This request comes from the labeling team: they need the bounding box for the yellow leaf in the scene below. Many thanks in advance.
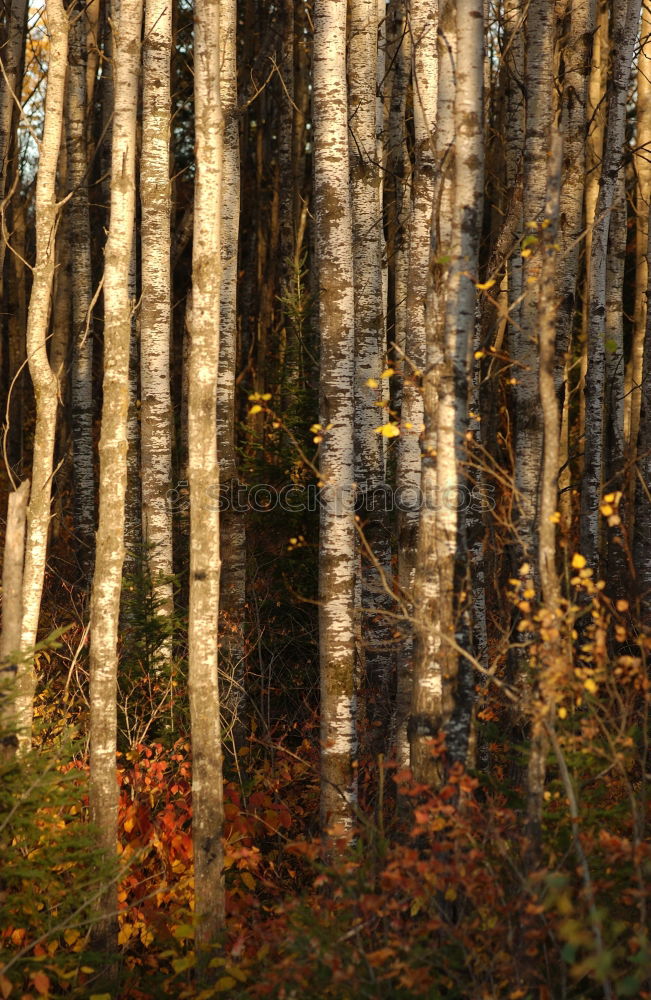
[261,393,272,400]
[117,924,133,946]
[475,278,496,291]
[571,553,586,569]
[365,378,379,389]
[549,511,561,523]
[616,599,629,612]
[63,929,80,946]
[558,706,567,720]
[444,887,457,902]
[123,816,135,834]
[381,368,395,378]
[215,976,237,992]
[240,871,255,890]
[584,678,598,695]
[0,975,12,999]
[248,404,263,416]
[521,248,532,258]
[375,423,400,438]
[519,562,531,576]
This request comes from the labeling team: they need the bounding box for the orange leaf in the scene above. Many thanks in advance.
[30,972,50,996]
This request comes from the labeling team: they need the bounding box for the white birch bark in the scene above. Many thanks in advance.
[396,0,454,770]
[411,0,483,781]
[141,0,174,627]
[628,6,651,508]
[16,0,68,749]
[400,0,437,597]
[217,0,246,740]
[581,0,641,570]
[88,0,142,953]
[188,0,226,950]
[1,480,29,750]
[392,0,438,766]
[67,3,95,566]
[314,0,357,835]
[349,0,393,718]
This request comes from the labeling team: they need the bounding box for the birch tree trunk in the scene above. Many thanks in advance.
[392,0,438,766]
[400,0,437,604]
[628,6,651,510]
[88,0,142,955]
[188,0,226,950]
[0,0,28,301]
[556,0,594,519]
[16,0,68,750]
[411,0,483,782]
[67,1,95,569]
[349,0,393,725]
[314,0,357,836]
[141,0,174,631]
[511,0,554,578]
[398,0,454,771]
[217,0,246,742]
[581,0,641,571]
[1,480,29,751]
[604,171,627,590]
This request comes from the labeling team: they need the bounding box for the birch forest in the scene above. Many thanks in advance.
[2,0,651,996]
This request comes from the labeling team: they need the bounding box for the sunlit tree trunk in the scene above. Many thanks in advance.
[1,479,29,751]
[88,0,142,956]
[629,6,651,512]
[556,0,594,520]
[349,0,393,725]
[400,0,437,602]
[529,133,562,845]
[314,0,357,836]
[398,0,454,771]
[188,0,226,950]
[411,0,482,782]
[581,0,641,571]
[16,0,68,750]
[392,0,438,767]
[67,2,95,568]
[217,0,246,742]
[141,0,174,629]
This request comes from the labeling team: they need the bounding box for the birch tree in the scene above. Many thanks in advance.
[629,6,651,507]
[0,0,28,298]
[511,0,554,579]
[88,0,142,952]
[313,0,357,835]
[187,0,226,948]
[393,0,439,767]
[67,1,95,566]
[581,0,641,571]
[348,0,393,716]
[141,0,174,629]
[217,0,246,738]
[15,0,68,748]
[411,0,482,782]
